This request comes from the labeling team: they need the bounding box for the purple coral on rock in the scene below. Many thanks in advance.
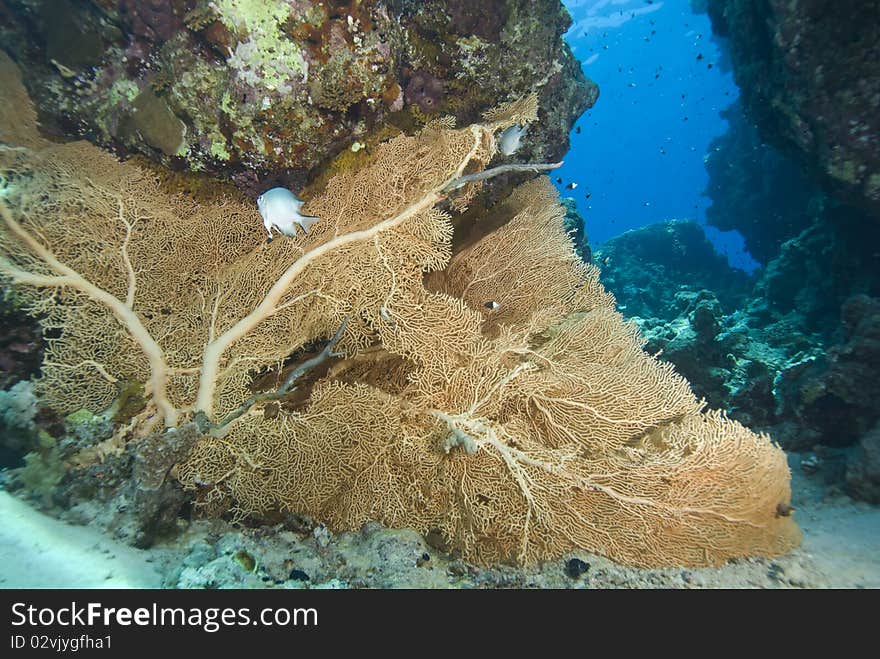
[118,0,180,42]
[404,70,444,113]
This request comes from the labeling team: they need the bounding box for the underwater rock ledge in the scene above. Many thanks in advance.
[0,0,595,198]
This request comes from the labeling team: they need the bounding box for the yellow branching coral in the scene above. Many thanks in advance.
[0,53,800,567]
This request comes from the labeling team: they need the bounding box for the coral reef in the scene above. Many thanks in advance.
[594,220,757,412]
[774,294,880,450]
[0,54,797,568]
[687,4,880,503]
[596,210,880,500]
[164,510,832,588]
[0,0,594,198]
[594,219,752,321]
[704,0,880,218]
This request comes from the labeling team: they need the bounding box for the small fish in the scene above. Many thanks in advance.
[499,124,528,156]
[257,187,321,240]
[775,502,794,518]
[484,301,501,311]
[565,182,578,190]
[584,192,591,199]
[600,256,611,267]
[379,306,397,330]
[575,126,581,134]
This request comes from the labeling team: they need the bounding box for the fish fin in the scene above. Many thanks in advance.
[277,222,298,238]
[299,215,321,233]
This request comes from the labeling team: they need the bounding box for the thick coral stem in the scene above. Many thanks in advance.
[195,125,491,418]
[0,201,178,427]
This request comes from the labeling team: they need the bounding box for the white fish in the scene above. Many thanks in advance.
[257,187,321,239]
[499,124,528,156]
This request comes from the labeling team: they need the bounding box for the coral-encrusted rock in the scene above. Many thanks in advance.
[0,0,594,197]
[389,0,596,164]
[0,296,42,391]
[593,212,880,458]
[846,422,880,503]
[595,219,752,321]
[705,0,880,218]
[58,421,201,548]
[593,221,753,410]
[776,295,880,448]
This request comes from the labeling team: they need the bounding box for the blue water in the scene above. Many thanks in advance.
[558,0,758,272]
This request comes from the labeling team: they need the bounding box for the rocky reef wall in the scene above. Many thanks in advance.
[705,0,880,219]
[0,0,595,198]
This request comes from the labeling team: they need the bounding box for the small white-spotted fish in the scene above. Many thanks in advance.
[484,300,501,311]
[257,187,321,239]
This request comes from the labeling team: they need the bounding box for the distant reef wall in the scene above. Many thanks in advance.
[704,0,880,219]
[0,0,596,196]
[703,101,822,265]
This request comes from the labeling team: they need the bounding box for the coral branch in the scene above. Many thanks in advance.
[194,125,554,419]
[115,196,138,308]
[440,161,562,192]
[195,189,445,416]
[0,201,177,427]
[210,318,348,430]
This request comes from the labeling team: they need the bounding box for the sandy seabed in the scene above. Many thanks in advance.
[0,469,877,589]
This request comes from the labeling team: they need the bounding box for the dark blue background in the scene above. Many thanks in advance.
[557,0,757,271]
